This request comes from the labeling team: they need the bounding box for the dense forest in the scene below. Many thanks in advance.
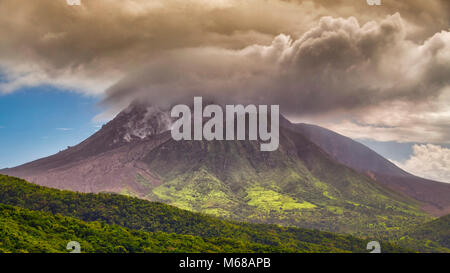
[395,214,450,253]
[0,203,331,253]
[0,174,407,253]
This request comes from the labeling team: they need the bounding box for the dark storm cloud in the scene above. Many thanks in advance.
[1,0,449,95]
[104,14,450,117]
[1,0,450,144]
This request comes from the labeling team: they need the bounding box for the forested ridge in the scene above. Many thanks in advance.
[0,174,406,253]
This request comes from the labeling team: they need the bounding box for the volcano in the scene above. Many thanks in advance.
[2,102,449,234]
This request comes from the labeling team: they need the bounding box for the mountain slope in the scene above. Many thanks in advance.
[141,126,430,235]
[292,123,450,216]
[0,103,170,193]
[0,104,431,236]
[395,214,450,253]
[0,174,404,253]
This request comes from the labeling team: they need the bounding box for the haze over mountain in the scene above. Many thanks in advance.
[292,124,450,217]
[2,102,449,235]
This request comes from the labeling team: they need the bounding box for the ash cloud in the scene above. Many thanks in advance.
[1,0,449,95]
[1,0,450,145]
[104,14,450,119]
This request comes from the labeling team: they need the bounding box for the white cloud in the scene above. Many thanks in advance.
[0,63,114,95]
[392,144,450,183]
[56,128,73,131]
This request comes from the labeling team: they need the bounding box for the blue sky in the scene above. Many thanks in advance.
[356,139,414,162]
[0,86,104,169]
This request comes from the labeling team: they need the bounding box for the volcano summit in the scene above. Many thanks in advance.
[171,97,279,151]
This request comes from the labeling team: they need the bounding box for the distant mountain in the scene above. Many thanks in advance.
[1,174,402,253]
[0,103,432,236]
[292,124,450,216]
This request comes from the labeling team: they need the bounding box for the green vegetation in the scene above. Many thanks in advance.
[0,174,406,253]
[246,186,316,212]
[392,214,450,253]
[139,135,431,237]
[0,204,313,253]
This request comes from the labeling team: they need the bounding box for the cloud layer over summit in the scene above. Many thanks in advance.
[1,0,450,147]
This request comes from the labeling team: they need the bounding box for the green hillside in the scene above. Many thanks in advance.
[0,203,316,253]
[0,174,406,253]
[395,214,450,253]
[0,117,432,238]
[137,128,430,236]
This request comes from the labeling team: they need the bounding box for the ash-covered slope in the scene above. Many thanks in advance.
[0,102,172,193]
[292,123,450,216]
[0,103,432,235]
